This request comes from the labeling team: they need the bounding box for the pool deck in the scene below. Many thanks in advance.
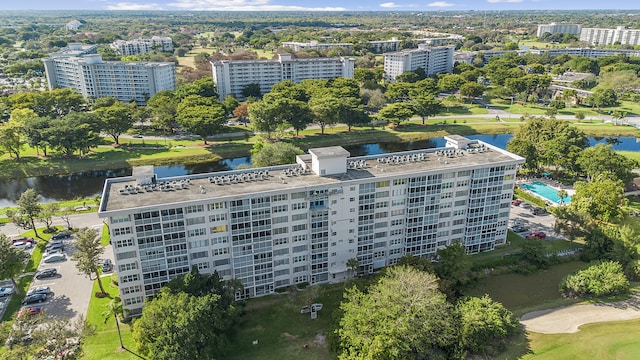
[516,177,575,206]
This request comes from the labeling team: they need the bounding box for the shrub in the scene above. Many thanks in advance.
[559,261,629,298]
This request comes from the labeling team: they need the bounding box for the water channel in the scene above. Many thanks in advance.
[1,134,638,207]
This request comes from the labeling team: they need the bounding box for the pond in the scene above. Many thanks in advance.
[1,134,639,206]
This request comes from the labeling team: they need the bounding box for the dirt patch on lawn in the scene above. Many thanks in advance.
[282,332,298,340]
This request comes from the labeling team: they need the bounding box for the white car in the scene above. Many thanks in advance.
[13,241,33,250]
[0,286,14,297]
[43,253,66,263]
[26,286,51,297]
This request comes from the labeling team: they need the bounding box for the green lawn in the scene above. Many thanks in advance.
[524,320,640,360]
[82,280,135,360]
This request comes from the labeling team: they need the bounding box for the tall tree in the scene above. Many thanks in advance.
[133,287,238,360]
[459,82,485,103]
[0,121,25,160]
[176,95,226,145]
[434,242,473,299]
[147,90,179,133]
[102,296,125,349]
[48,112,101,157]
[38,202,59,232]
[248,99,283,138]
[0,234,29,294]
[72,227,106,296]
[251,141,303,167]
[95,101,134,145]
[571,174,626,223]
[15,189,42,238]
[456,295,518,354]
[411,95,442,125]
[377,102,414,127]
[576,143,637,184]
[22,116,51,156]
[309,94,341,134]
[338,266,455,359]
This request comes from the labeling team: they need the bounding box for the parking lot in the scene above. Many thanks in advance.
[509,202,563,240]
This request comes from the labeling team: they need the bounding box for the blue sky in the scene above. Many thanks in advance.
[4,0,640,11]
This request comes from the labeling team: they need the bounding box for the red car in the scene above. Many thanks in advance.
[12,236,35,244]
[17,307,44,317]
[525,231,547,239]
[511,199,522,206]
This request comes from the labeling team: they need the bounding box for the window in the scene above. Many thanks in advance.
[213,248,229,256]
[116,251,137,260]
[121,274,140,283]
[212,236,228,244]
[209,202,226,210]
[112,227,131,236]
[191,251,208,260]
[292,224,307,232]
[186,217,205,226]
[211,225,228,233]
[273,227,288,235]
[185,204,204,213]
[111,215,130,224]
[272,205,288,213]
[274,248,289,256]
[291,192,305,199]
[272,194,288,202]
[118,262,138,272]
[292,202,306,210]
[292,213,307,221]
[209,214,227,222]
[273,216,288,224]
[189,239,209,249]
[115,238,134,248]
[188,228,207,237]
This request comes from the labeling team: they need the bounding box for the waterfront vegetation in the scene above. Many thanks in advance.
[0,117,637,181]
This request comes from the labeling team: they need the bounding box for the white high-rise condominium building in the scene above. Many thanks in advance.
[383,45,454,82]
[42,44,176,105]
[98,135,524,316]
[111,36,174,56]
[280,40,353,52]
[368,38,402,53]
[580,26,640,46]
[536,23,582,38]
[211,53,355,101]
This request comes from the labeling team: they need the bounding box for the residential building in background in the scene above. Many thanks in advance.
[368,38,402,53]
[417,34,464,46]
[280,40,353,52]
[211,53,354,100]
[65,20,82,31]
[580,26,640,46]
[111,36,174,56]
[536,23,582,37]
[383,45,454,82]
[98,136,524,316]
[43,44,176,105]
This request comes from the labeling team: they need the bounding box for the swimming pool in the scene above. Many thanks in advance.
[520,181,571,204]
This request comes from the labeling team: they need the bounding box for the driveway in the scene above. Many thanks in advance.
[521,294,640,334]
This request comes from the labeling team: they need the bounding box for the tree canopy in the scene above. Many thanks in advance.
[251,141,303,167]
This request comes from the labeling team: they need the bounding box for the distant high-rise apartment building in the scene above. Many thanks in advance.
[368,38,402,53]
[111,36,174,56]
[43,44,176,105]
[66,20,82,31]
[580,26,640,46]
[98,136,524,316]
[280,40,353,52]
[536,23,582,37]
[210,53,355,100]
[383,45,454,82]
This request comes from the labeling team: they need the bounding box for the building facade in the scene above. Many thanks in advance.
[42,45,176,105]
[383,45,454,82]
[536,23,582,37]
[580,26,640,46]
[280,40,353,52]
[111,36,174,56]
[98,136,524,316]
[368,38,402,53]
[210,53,355,100]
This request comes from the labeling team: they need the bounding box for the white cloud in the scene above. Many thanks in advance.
[167,0,347,11]
[379,2,401,7]
[487,0,523,3]
[106,2,164,10]
[428,1,454,6]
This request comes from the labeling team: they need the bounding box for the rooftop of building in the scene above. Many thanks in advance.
[210,54,354,65]
[98,137,524,215]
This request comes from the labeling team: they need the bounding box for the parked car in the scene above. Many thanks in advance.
[26,286,51,297]
[12,241,33,250]
[22,293,47,305]
[511,219,524,226]
[35,268,58,279]
[17,307,44,317]
[532,207,547,215]
[521,202,533,210]
[526,231,547,239]
[511,199,522,206]
[11,236,34,244]
[132,134,143,138]
[45,242,64,252]
[102,259,113,272]
[51,231,71,240]
[43,253,66,263]
[511,225,529,233]
[0,286,14,297]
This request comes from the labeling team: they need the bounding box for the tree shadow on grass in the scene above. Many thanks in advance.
[496,325,533,359]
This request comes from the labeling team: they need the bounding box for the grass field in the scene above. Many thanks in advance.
[523,320,640,360]
[82,280,135,360]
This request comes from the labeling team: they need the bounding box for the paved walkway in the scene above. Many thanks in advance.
[520,294,640,334]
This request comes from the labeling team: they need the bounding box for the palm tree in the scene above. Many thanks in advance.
[557,189,568,204]
[346,258,360,278]
[102,296,124,349]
